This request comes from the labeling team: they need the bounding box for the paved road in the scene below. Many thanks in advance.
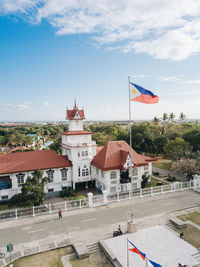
[0,190,199,247]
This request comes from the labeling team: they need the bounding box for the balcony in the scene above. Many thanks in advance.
[63,141,96,147]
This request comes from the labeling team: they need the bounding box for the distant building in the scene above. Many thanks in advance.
[0,102,155,200]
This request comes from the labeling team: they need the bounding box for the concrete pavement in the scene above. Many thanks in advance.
[0,190,199,266]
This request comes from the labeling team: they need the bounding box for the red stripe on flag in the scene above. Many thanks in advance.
[128,248,146,260]
[131,95,159,104]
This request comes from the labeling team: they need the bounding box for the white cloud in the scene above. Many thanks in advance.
[168,90,200,96]
[1,0,200,60]
[156,75,185,82]
[44,101,49,106]
[3,103,30,110]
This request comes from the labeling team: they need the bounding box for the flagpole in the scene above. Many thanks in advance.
[128,76,134,223]
[127,238,129,267]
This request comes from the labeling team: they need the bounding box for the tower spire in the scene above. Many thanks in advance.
[74,99,77,109]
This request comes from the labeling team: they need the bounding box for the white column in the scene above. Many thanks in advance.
[79,199,82,208]
[140,188,143,198]
[49,203,52,214]
[151,187,153,196]
[103,190,108,205]
[161,185,163,194]
[64,201,67,211]
[87,192,93,207]
[33,206,35,216]
[171,183,174,192]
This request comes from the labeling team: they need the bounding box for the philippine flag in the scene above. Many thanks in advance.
[130,82,159,104]
[128,240,146,260]
[148,258,163,267]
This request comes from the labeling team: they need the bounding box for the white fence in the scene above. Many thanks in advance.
[0,181,193,221]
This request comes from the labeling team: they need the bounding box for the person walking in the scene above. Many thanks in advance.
[58,208,62,219]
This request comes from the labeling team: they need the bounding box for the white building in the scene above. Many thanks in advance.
[0,103,155,200]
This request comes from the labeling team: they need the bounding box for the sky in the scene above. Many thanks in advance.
[0,0,200,122]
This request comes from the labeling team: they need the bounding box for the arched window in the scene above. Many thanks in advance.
[110,171,117,180]
[81,151,84,157]
[85,151,88,156]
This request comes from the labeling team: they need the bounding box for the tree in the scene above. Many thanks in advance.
[169,113,175,123]
[10,169,48,207]
[171,158,200,180]
[162,113,168,123]
[141,174,149,188]
[154,136,168,154]
[182,129,200,152]
[163,137,191,160]
[179,112,186,122]
[152,116,160,125]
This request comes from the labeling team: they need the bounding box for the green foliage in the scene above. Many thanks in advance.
[163,137,191,160]
[9,169,48,207]
[141,174,149,188]
[182,129,200,151]
[59,187,76,198]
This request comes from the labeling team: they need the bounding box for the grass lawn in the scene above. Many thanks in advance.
[11,246,73,267]
[173,224,200,249]
[178,211,200,226]
[152,160,172,171]
[146,177,168,188]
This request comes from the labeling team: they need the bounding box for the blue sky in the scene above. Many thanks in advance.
[0,1,200,121]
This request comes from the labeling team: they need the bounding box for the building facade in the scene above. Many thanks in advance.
[0,103,155,200]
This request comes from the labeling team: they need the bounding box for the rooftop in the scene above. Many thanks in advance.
[0,150,71,175]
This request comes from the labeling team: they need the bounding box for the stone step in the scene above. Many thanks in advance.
[86,243,101,253]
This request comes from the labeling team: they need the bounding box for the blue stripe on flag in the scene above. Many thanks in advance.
[130,82,156,97]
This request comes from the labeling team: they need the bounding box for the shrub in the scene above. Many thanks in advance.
[153,171,159,175]
[59,187,76,198]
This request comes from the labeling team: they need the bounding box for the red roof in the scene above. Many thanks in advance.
[92,140,156,171]
[0,150,71,175]
[63,130,93,136]
[66,102,85,120]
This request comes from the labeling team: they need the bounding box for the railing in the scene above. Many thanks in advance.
[0,181,193,221]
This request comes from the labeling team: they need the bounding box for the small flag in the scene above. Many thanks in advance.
[128,240,146,260]
[130,82,159,104]
[148,259,163,267]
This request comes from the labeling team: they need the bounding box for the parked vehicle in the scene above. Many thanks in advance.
[113,225,122,237]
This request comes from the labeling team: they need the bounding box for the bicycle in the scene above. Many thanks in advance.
[0,250,5,258]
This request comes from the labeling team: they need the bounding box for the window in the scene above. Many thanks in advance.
[144,165,148,170]
[86,168,89,176]
[47,170,54,182]
[110,186,116,192]
[96,168,99,175]
[101,170,105,178]
[78,152,80,157]
[61,168,68,181]
[85,151,88,156]
[48,188,54,192]
[78,166,80,177]
[82,165,89,177]
[16,173,25,187]
[62,186,67,190]
[2,195,8,200]
[111,180,117,184]
[82,169,86,176]
[110,171,117,180]
[81,151,84,157]
[132,168,138,176]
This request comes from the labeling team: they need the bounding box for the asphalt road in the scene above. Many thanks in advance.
[0,190,199,247]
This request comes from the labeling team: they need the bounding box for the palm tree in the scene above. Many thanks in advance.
[152,116,160,125]
[169,112,175,123]
[162,112,168,124]
[179,112,186,122]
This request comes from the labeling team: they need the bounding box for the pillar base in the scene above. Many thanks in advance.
[127,221,137,233]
